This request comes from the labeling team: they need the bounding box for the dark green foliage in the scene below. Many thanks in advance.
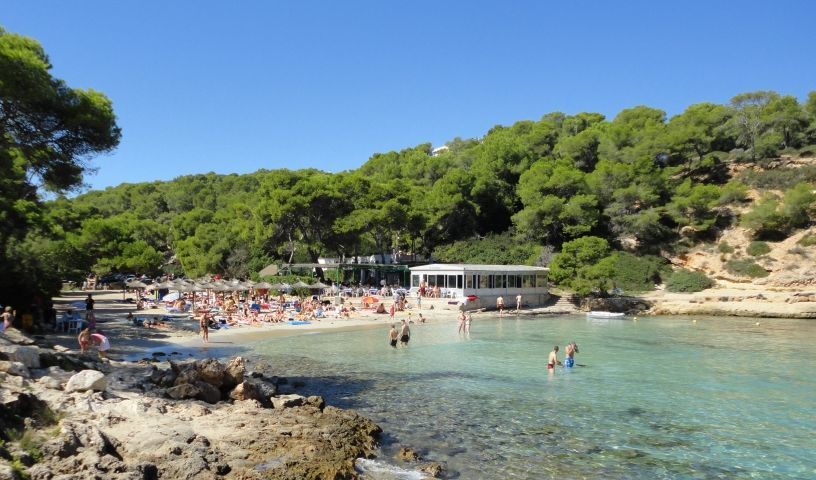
[432,233,541,265]
[746,241,771,256]
[665,269,714,292]
[548,236,615,295]
[610,253,670,292]
[718,241,735,253]
[725,259,769,278]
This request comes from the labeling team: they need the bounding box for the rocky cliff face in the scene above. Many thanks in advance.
[0,333,382,479]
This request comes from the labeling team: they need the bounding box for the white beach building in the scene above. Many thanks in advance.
[409,263,550,310]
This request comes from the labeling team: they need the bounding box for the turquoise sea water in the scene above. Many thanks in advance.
[243,315,815,479]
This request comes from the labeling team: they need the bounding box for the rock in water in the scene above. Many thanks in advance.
[65,370,107,392]
[396,446,421,461]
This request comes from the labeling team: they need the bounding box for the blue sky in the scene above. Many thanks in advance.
[4,1,815,191]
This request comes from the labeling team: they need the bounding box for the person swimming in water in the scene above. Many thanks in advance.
[564,341,578,367]
[547,345,561,370]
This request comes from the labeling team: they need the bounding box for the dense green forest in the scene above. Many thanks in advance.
[2,26,816,309]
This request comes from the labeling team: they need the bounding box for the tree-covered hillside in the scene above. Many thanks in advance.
[3,28,816,306]
[46,91,816,295]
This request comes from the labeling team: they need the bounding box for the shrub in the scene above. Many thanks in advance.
[717,181,749,205]
[797,233,816,246]
[746,241,771,257]
[666,269,714,292]
[725,258,769,278]
[737,165,816,190]
[610,253,671,293]
[432,232,542,265]
[718,241,734,253]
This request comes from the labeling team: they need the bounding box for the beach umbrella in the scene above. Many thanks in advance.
[309,281,329,289]
[270,283,287,290]
[162,292,181,302]
[126,280,149,289]
[254,281,273,290]
[292,280,310,289]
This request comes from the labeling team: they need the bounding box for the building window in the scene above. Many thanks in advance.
[481,274,489,289]
[536,274,547,288]
[457,275,463,288]
[447,275,456,289]
[466,274,473,289]
[412,275,420,288]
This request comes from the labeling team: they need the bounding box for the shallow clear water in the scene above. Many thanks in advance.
[242,315,815,479]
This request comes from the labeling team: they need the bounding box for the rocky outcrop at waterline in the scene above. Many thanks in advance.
[0,332,382,479]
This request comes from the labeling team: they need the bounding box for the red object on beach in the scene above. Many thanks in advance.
[467,295,478,301]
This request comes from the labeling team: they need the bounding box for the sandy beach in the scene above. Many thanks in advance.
[49,289,471,360]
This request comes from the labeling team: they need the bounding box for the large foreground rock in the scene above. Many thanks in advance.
[65,370,107,392]
[0,345,41,369]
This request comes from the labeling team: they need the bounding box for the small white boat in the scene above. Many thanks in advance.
[587,311,625,318]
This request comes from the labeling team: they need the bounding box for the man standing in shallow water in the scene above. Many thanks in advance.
[388,324,399,348]
[564,341,578,367]
[399,319,411,346]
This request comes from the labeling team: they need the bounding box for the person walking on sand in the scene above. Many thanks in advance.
[85,294,95,312]
[388,324,399,348]
[497,296,505,316]
[547,345,561,370]
[465,312,473,334]
[564,341,579,368]
[516,294,522,313]
[200,313,210,343]
[77,327,91,353]
[399,319,411,346]
[389,302,396,320]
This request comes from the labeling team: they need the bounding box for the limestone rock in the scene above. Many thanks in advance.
[306,395,325,410]
[271,394,306,409]
[0,361,30,378]
[419,461,447,478]
[37,376,62,390]
[166,382,201,400]
[223,356,245,389]
[65,370,107,392]
[193,381,221,404]
[0,345,41,369]
[195,358,225,387]
[228,380,261,402]
[0,463,21,480]
[396,446,421,461]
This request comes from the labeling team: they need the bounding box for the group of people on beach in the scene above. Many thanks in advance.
[496,294,524,317]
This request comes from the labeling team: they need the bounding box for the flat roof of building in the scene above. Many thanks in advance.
[409,263,549,272]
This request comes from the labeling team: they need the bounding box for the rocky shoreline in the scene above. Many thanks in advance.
[0,330,442,479]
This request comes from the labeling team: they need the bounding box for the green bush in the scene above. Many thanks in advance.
[718,241,734,253]
[725,258,769,278]
[665,269,714,292]
[610,253,671,293]
[746,241,771,257]
[432,232,542,265]
[797,233,816,246]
